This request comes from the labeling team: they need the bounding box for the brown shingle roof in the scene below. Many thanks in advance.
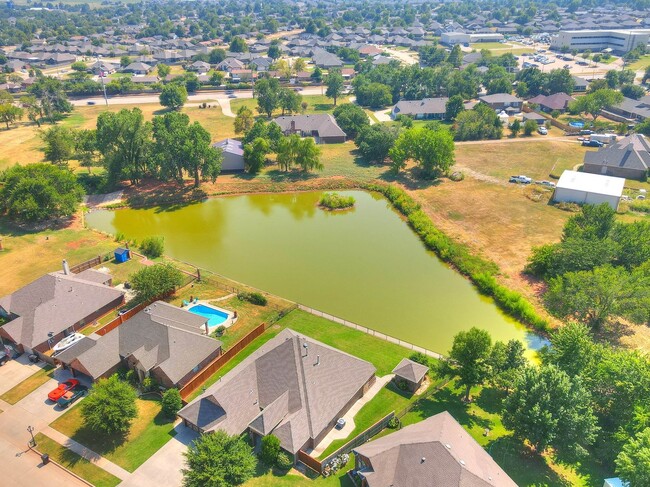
[392,358,428,384]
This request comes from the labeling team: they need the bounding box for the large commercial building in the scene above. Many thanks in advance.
[550,29,650,54]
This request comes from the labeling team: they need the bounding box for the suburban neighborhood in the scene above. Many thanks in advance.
[1,0,650,486]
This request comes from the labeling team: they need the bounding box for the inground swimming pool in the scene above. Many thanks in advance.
[187,304,229,327]
[568,121,585,128]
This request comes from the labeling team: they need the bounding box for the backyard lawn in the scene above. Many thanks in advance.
[231,94,335,117]
[33,433,121,487]
[50,396,176,472]
[0,365,54,404]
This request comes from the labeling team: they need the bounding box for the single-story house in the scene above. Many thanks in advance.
[311,48,343,69]
[572,75,590,93]
[213,138,245,171]
[131,76,159,85]
[273,114,347,144]
[479,93,523,112]
[553,170,625,210]
[522,111,547,125]
[216,57,245,72]
[178,328,376,459]
[0,264,124,357]
[187,60,211,73]
[230,69,256,81]
[122,62,152,75]
[527,92,575,113]
[56,301,222,388]
[392,358,428,393]
[391,97,449,120]
[353,411,517,487]
[583,134,650,180]
[606,95,650,122]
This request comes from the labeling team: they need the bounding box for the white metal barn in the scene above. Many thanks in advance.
[553,170,625,210]
[212,138,245,171]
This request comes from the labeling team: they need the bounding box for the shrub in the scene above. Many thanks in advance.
[449,171,464,182]
[141,376,156,392]
[409,352,430,368]
[139,235,165,258]
[131,263,183,303]
[275,451,293,471]
[319,192,356,210]
[260,434,280,465]
[387,417,400,429]
[215,325,226,336]
[162,388,183,417]
[237,291,268,306]
[124,369,136,384]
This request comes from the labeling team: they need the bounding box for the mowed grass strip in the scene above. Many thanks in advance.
[50,397,176,472]
[33,432,121,487]
[0,365,54,405]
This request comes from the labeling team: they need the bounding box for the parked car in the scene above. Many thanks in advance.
[582,139,604,147]
[509,175,532,184]
[48,379,80,402]
[0,344,19,365]
[538,126,548,135]
[56,385,88,409]
[539,180,556,188]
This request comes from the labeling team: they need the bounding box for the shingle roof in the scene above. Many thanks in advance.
[393,98,449,117]
[527,92,575,111]
[213,138,244,156]
[392,358,428,384]
[354,411,517,487]
[584,134,650,172]
[273,114,346,139]
[0,272,123,349]
[479,93,522,104]
[178,328,375,453]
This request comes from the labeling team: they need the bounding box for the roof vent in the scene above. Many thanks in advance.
[460,460,465,466]
[420,457,426,463]
[445,443,451,449]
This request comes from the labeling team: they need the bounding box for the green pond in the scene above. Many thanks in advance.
[86,190,545,355]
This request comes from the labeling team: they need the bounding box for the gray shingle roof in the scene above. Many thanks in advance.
[273,114,346,139]
[584,134,650,172]
[354,411,517,487]
[0,272,123,349]
[393,98,449,117]
[392,358,428,384]
[178,328,376,453]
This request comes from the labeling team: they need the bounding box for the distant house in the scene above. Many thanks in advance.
[178,329,376,459]
[229,69,256,82]
[0,264,124,357]
[522,111,547,125]
[606,95,650,122]
[572,75,590,93]
[216,57,245,72]
[583,134,650,180]
[311,47,343,69]
[274,114,347,143]
[56,301,222,388]
[392,358,428,393]
[358,45,383,57]
[353,411,517,487]
[131,76,158,85]
[250,57,272,72]
[527,92,575,113]
[391,97,449,120]
[89,60,118,76]
[553,170,625,210]
[213,138,245,171]
[479,93,523,112]
[123,61,152,74]
[187,60,211,73]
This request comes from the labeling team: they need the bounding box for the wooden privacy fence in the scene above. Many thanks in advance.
[69,255,103,274]
[95,300,150,336]
[297,450,323,474]
[179,321,267,400]
[521,105,572,132]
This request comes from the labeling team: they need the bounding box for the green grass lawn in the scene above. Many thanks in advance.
[231,94,335,118]
[0,365,54,405]
[34,433,121,487]
[629,54,650,71]
[244,457,355,486]
[50,397,176,472]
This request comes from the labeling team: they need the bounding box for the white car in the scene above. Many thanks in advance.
[538,126,548,135]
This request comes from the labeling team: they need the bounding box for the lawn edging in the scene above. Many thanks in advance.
[364,182,550,333]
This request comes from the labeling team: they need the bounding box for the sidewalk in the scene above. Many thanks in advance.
[42,426,131,480]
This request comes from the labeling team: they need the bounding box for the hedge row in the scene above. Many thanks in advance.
[365,182,549,332]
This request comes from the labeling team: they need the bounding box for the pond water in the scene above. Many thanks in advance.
[86,190,545,355]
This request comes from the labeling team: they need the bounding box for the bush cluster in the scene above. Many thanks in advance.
[237,291,268,306]
[366,183,549,332]
[319,192,356,210]
[139,235,165,259]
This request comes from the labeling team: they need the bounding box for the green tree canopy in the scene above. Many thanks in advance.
[182,430,256,487]
[325,69,345,106]
[389,126,455,178]
[440,327,492,401]
[27,77,73,123]
[234,105,254,135]
[130,263,183,303]
[568,89,623,121]
[243,137,269,174]
[0,164,84,222]
[332,103,369,140]
[445,95,465,121]
[159,83,188,110]
[616,428,650,486]
[229,36,248,53]
[161,388,183,418]
[354,124,399,164]
[355,82,392,109]
[41,125,75,165]
[254,78,281,118]
[80,375,137,435]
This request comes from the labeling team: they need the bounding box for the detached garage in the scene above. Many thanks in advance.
[553,170,625,210]
[213,138,245,172]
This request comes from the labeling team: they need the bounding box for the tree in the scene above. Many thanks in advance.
[120,56,131,67]
[332,103,369,140]
[445,95,465,121]
[509,119,521,137]
[545,264,650,328]
[152,112,192,183]
[447,44,463,68]
[229,37,248,53]
[523,119,537,136]
[184,122,223,187]
[130,263,183,303]
[488,339,526,392]
[503,365,598,457]
[294,137,322,172]
[260,434,281,465]
[20,94,43,127]
[278,88,302,115]
[267,44,281,60]
[96,108,152,186]
[28,77,72,123]
[0,103,23,129]
[616,428,650,486]
[209,48,227,65]
[161,388,183,418]
[440,327,492,401]
[182,431,256,487]
[311,66,323,82]
[389,126,455,178]
[234,106,254,135]
[455,104,503,141]
[355,82,392,109]
[254,78,281,118]
[210,71,224,87]
[42,125,75,165]
[293,58,306,73]
[541,322,599,377]
[325,69,345,106]
[243,137,270,174]
[80,375,137,435]
[159,84,188,110]
[546,68,575,95]
[74,129,98,172]
[157,63,171,78]
[0,164,84,223]
[355,124,399,164]
[620,84,646,100]
[568,89,624,122]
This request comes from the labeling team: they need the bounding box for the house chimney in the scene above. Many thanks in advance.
[62,259,70,275]
[315,354,320,366]
[290,120,296,133]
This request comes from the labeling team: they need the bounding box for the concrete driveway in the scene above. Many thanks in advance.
[120,422,198,487]
[0,354,47,396]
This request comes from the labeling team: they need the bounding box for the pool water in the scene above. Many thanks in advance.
[568,121,585,128]
[188,304,229,326]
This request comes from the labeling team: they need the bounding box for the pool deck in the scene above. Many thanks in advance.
[185,300,238,335]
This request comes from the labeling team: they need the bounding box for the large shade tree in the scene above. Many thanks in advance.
[81,375,137,435]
